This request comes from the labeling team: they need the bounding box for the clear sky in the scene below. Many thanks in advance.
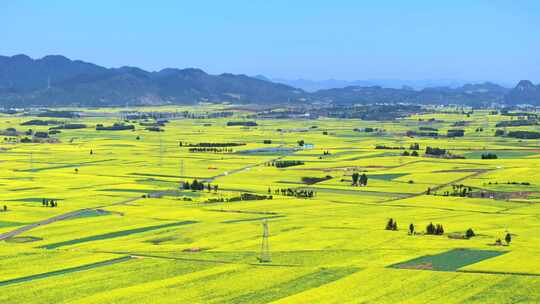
[1,0,539,83]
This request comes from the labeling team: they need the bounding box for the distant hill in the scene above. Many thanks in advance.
[504,80,540,105]
[267,77,494,92]
[312,82,511,106]
[0,54,537,107]
[0,54,304,107]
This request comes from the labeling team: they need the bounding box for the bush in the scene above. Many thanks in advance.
[481,153,498,159]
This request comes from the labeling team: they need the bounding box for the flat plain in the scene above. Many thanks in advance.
[0,106,539,303]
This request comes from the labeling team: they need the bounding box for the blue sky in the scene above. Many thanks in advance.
[1,0,539,83]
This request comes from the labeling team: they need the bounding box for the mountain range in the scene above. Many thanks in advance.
[0,54,539,107]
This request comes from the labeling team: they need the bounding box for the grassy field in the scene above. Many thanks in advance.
[0,106,539,303]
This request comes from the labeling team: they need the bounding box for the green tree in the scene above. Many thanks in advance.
[386,218,394,230]
[505,233,512,245]
[360,173,368,186]
[465,228,475,239]
[409,223,415,235]
[352,172,359,186]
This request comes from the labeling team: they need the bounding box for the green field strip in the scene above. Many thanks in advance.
[41,221,198,249]
[389,249,507,271]
[221,215,286,224]
[0,256,133,287]
[228,267,360,304]
[369,173,409,181]
[0,221,26,228]
[67,209,112,220]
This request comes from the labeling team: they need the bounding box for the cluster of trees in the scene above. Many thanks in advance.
[268,187,315,198]
[447,129,465,137]
[437,184,473,197]
[475,127,484,132]
[375,145,404,150]
[269,160,304,168]
[229,193,272,202]
[481,153,498,159]
[425,146,446,156]
[487,181,530,186]
[182,180,218,192]
[188,147,233,153]
[419,127,438,131]
[322,150,331,155]
[180,142,245,147]
[353,127,379,133]
[409,143,420,150]
[402,150,419,156]
[426,222,444,235]
[351,173,368,186]
[263,140,272,144]
[385,218,398,230]
[495,233,512,246]
[226,121,257,126]
[42,199,58,207]
[96,123,134,131]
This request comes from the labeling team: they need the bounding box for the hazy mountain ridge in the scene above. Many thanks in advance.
[0,54,538,107]
[267,77,494,92]
[0,55,304,106]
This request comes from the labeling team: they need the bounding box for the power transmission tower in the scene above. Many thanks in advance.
[259,219,271,263]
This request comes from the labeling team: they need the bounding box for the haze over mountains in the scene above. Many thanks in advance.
[0,54,539,107]
[254,76,508,92]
